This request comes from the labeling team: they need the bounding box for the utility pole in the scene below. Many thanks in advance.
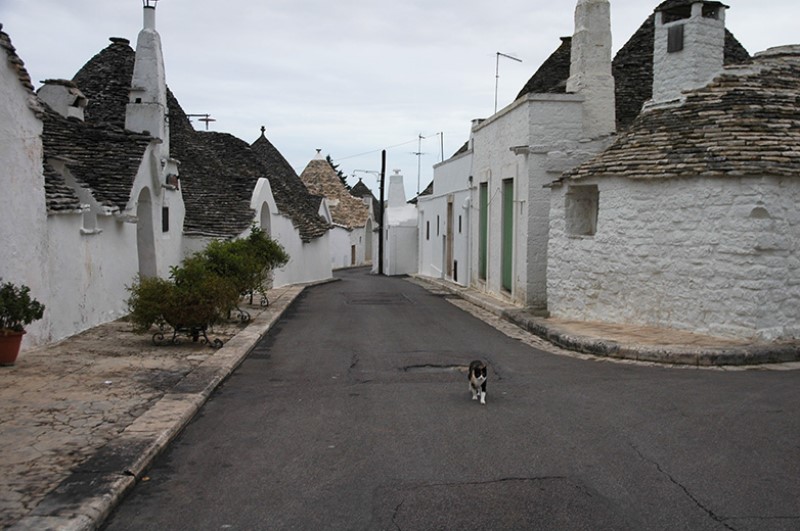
[379,150,386,276]
[495,52,522,114]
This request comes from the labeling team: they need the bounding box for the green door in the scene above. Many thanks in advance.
[502,179,514,292]
[479,183,488,281]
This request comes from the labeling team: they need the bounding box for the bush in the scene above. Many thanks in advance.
[202,226,289,297]
[0,280,45,333]
[126,228,289,333]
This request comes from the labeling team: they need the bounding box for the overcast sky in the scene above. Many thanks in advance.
[2,0,798,199]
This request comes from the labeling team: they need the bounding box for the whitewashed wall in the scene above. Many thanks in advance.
[0,56,49,348]
[471,99,529,303]
[250,178,332,287]
[418,149,472,285]
[329,226,352,269]
[470,94,585,307]
[45,212,140,343]
[328,225,369,270]
[548,176,800,340]
[382,172,419,276]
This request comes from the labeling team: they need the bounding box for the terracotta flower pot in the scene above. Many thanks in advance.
[0,331,25,366]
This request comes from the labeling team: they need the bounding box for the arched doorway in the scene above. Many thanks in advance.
[260,202,272,237]
[137,188,157,277]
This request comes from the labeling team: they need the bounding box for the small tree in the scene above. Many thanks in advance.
[126,227,289,334]
[326,154,351,191]
[201,226,289,297]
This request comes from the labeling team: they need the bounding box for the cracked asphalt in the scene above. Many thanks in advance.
[102,268,800,530]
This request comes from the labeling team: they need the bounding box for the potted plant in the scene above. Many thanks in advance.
[0,279,45,366]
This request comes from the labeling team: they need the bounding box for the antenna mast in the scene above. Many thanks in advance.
[495,52,522,114]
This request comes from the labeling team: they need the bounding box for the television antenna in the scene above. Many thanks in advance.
[495,52,522,114]
[187,113,216,131]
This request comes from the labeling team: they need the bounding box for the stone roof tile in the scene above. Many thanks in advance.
[250,132,331,242]
[43,163,82,213]
[300,157,370,229]
[70,38,329,241]
[350,179,379,218]
[515,10,750,131]
[564,49,800,181]
[41,105,151,212]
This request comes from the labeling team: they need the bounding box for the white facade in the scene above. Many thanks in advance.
[250,178,332,287]
[382,171,419,276]
[548,176,800,340]
[418,147,473,285]
[651,1,726,106]
[0,37,49,347]
[468,0,615,311]
[328,225,371,270]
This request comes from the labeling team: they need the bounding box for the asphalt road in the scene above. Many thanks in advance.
[103,268,800,530]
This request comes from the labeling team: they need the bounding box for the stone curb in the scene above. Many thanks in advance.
[412,275,800,367]
[503,310,800,367]
[9,284,310,531]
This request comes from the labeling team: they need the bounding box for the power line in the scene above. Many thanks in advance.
[336,137,422,162]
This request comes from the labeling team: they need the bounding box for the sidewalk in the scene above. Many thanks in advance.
[1,284,306,531]
[411,275,800,368]
[2,276,799,531]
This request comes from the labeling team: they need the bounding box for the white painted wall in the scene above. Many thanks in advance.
[250,178,332,286]
[470,94,587,308]
[46,211,140,343]
[651,2,726,105]
[418,149,472,285]
[548,176,800,340]
[382,172,419,276]
[327,225,369,270]
[0,51,49,348]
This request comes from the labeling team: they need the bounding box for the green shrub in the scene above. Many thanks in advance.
[0,280,45,333]
[126,227,289,333]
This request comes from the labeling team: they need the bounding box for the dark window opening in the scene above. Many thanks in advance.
[703,5,720,19]
[662,6,691,24]
[162,206,169,233]
[458,215,462,234]
[668,24,685,53]
[437,215,440,236]
[426,221,430,241]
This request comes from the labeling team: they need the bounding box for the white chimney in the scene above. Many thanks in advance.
[388,170,407,208]
[651,1,727,105]
[126,1,168,149]
[37,79,87,121]
[566,0,616,138]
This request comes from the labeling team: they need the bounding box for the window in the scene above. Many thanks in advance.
[437,216,440,236]
[662,6,691,24]
[459,215,462,234]
[565,185,599,236]
[426,221,430,241]
[668,24,684,53]
[702,5,720,19]
[162,206,169,233]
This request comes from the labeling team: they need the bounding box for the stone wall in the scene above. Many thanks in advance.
[548,175,800,340]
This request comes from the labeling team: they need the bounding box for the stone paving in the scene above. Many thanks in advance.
[1,285,302,531]
[2,276,799,530]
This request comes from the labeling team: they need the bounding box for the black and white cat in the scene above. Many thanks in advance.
[468,360,487,405]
